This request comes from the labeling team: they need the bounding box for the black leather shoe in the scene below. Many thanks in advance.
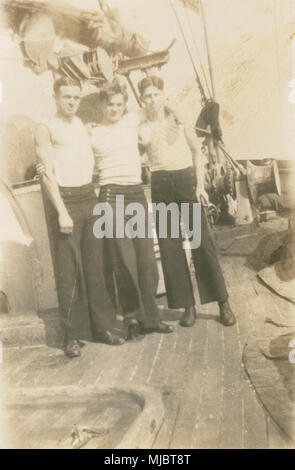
[125,322,145,342]
[179,306,197,327]
[219,300,237,327]
[65,340,81,358]
[143,322,174,334]
[97,330,125,346]
[155,322,174,333]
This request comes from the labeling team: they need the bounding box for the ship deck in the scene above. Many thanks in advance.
[1,216,295,449]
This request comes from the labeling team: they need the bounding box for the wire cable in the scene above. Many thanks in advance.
[169,0,207,102]
[199,0,216,99]
[182,2,213,99]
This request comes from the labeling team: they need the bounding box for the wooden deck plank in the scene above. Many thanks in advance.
[129,332,166,385]
[267,416,295,449]
[169,320,208,449]
[23,407,85,449]
[77,342,128,387]
[8,408,53,449]
[115,333,150,384]
[219,323,244,449]
[192,316,224,449]
[2,347,52,387]
[82,407,123,450]
[147,327,180,387]
[242,381,269,449]
[34,343,102,388]
[164,327,194,390]
[152,390,180,449]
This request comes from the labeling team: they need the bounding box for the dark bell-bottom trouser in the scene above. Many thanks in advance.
[151,167,228,309]
[98,184,160,329]
[51,183,116,341]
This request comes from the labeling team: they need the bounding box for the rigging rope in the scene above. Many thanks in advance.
[169,0,207,102]
[289,0,295,140]
[199,0,216,99]
[182,2,213,99]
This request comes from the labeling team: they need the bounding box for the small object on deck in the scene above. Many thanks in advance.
[71,424,108,449]
[247,160,281,204]
[265,317,295,328]
[257,210,278,223]
[258,259,295,304]
[257,225,295,302]
[0,291,10,314]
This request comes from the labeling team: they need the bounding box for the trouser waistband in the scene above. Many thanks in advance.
[59,183,95,201]
[151,166,194,179]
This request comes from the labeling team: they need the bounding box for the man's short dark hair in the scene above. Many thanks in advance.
[138,76,164,96]
[53,77,82,95]
[99,81,129,104]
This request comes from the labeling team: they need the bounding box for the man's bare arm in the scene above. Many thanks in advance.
[165,106,207,191]
[183,124,209,205]
[35,125,73,234]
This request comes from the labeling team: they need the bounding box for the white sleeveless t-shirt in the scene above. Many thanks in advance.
[42,115,94,187]
[139,114,193,172]
[89,112,142,186]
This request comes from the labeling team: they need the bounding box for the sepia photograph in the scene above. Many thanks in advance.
[0,0,294,451]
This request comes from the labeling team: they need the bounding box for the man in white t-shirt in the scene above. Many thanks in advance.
[89,82,174,340]
[35,77,124,357]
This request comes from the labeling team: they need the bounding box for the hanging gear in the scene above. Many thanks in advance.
[2,0,151,77]
[84,46,115,82]
[18,11,56,74]
[195,101,223,141]
[224,161,237,200]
